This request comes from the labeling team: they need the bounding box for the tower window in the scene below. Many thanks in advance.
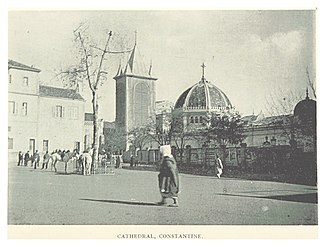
[134,83,149,126]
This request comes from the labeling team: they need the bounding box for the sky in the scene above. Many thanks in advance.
[8,10,315,121]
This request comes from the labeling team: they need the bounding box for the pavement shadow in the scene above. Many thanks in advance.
[80,198,160,207]
[215,192,317,204]
[55,172,77,176]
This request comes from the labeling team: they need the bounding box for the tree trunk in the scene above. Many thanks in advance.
[92,91,99,171]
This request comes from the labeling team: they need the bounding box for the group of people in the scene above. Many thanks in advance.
[17,150,41,169]
[17,149,80,171]
[17,145,223,207]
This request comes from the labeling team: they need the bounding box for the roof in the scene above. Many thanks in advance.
[174,78,232,110]
[39,85,84,101]
[114,44,157,80]
[294,93,316,122]
[243,114,293,127]
[8,59,41,73]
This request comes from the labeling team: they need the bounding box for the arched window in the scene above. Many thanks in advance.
[199,116,203,123]
[190,116,194,123]
[134,83,149,126]
[194,116,199,123]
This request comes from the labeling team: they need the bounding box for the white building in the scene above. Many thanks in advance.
[8,60,85,162]
[84,113,104,151]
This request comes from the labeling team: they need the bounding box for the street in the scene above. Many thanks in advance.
[8,162,317,225]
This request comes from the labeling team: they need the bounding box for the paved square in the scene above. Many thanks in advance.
[8,162,317,225]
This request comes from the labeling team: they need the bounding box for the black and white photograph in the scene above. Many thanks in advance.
[5,2,322,240]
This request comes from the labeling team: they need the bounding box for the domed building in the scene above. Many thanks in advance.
[173,63,236,129]
[294,88,316,124]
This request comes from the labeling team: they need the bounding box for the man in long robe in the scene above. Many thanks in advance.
[158,145,180,207]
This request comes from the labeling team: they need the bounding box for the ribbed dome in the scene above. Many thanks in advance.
[175,79,232,110]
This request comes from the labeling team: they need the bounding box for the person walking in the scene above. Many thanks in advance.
[17,151,23,166]
[41,151,50,170]
[214,153,224,178]
[24,151,30,166]
[157,145,180,207]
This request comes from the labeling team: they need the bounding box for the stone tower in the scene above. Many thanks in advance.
[113,44,157,134]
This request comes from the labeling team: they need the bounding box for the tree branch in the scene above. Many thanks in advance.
[77,31,95,92]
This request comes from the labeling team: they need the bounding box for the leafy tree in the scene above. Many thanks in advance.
[103,128,126,154]
[205,112,246,146]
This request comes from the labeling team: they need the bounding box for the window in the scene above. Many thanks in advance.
[55,105,64,118]
[74,141,80,152]
[9,74,12,84]
[199,116,203,123]
[190,116,194,123]
[134,83,149,126]
[68,106,78,119]
[8,138,13,149]
[22,102,28,116]
[8,101,17,115]
[194,116,199,123]
[23,77,29,86]
[43,140,49,152]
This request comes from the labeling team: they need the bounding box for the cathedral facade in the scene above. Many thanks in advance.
[113,44,157,133]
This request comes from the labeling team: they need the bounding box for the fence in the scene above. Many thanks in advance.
[122,144,316,185]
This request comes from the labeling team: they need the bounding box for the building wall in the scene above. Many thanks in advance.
[243,126,290,147]
[38,96,85,153]
[8,68,40,161]
[84,119,104,151]
[115,77,127,131]
[8,68,39,95]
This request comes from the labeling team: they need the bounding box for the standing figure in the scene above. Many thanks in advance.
[157,145,180,207]
[130,155,134,167]
[24,151,30,166]
[42,151,50,170]
[17,151,23,166]
[33,150,40,169]
[115,155,121,168]
[214,154,223,178]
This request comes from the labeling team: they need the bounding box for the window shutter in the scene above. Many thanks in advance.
[15,102,18,114]
[62,107,65,118]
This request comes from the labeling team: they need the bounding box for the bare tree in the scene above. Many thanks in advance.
[306,66,316,99]
[128,126,152,161]
[265,87,302,117]
[59,23,132,168]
